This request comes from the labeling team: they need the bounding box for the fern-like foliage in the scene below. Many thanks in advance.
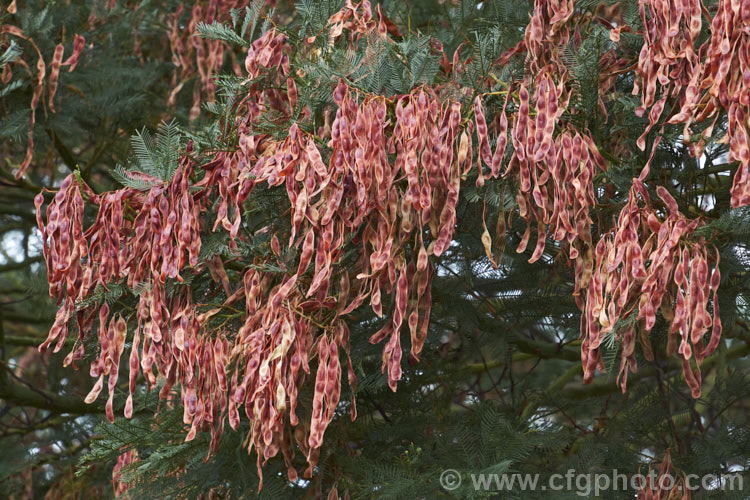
[112,120,185,188]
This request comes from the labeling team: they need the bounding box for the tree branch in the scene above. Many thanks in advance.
[469,338,581,373]
[3,335,72,348]
[0,378,103,415]
[2,311,52,324]
[561,342,750,400]
[0,256,43,274]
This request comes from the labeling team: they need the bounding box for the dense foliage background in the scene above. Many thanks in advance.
[1,0,750,498]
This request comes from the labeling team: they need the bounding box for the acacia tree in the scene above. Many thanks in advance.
[2,0,750,498]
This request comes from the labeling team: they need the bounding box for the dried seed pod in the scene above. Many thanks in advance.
[632,0,750,207]
[580,179,721,396]
[47,44,65,112]
[33,1,736,487]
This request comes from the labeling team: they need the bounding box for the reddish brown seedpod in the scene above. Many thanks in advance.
[473,0,606,265]
[112,449,139,497]
[62,34,86,72]
[2,24,45,178]
[48,44,64,112]
[580,179,721,396]
[162,0,262,120]
[33,0,733,490]
[636,451,691,500]
[3,24,86,178]
[37,43,472,474]
[474,97,493,170]
[481,209,498,269]
[632,0,750,207]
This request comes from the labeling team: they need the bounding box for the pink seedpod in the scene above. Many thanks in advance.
[579,179,722,396]
[633,0,750,208]
[32,0,738,489]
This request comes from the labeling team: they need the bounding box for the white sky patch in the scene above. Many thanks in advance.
[0,226,43,265]
[697,193,716,211]
[0,229,25,264]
